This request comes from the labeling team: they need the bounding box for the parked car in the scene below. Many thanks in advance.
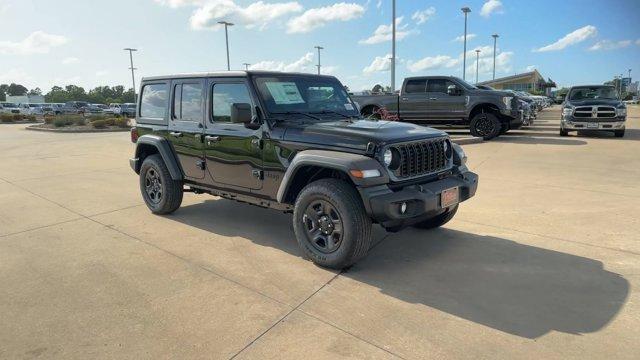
[352,76,523,140]
[109,103,122,115]
[477,87,534,126]
[560,85,626,137]
[0,102,21,114]
[129,71,478,269]
[27,103,45,115]
[62,101,90,114]
[93,104,115,115]
[18,103,32,115]
[120,103,136,117]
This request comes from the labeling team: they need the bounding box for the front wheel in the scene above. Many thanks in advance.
[293,179,372,269]
[412,205,458,229]
[560,128,568,136]
[139,154,183,214]
[614,129,625,138]
[469,112,501,140]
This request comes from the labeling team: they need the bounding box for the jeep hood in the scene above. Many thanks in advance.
[282,119,447,151]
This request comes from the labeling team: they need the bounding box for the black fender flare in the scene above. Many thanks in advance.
[134,135,183,180]
[276,150,389,203]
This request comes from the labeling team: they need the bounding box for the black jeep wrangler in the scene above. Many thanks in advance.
[130,71,478,269]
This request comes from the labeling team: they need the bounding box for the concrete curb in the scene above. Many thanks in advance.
[25,125,130,133]
[452,137,484,145]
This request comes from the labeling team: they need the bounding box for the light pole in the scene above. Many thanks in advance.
[218,21,234,71]
[492,34,499,80]
[123,48,138,101]
[243,63,251,70]
[391,0,396,92]
[314,46,324,75]
[461,7,471,81]
[475,49,481,84]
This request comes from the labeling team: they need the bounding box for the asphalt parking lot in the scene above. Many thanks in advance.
[1,106,639,359]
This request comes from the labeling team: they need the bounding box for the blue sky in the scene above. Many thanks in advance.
[1,0,639,93]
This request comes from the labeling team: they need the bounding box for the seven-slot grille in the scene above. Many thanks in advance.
[573,106,616,119]
[391,138,449,179]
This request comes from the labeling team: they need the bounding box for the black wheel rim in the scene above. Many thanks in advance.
[475,115,495,137]
[302,199,343,254]
[144,168,162,204]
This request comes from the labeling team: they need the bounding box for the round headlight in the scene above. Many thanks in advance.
[383,149,393,166]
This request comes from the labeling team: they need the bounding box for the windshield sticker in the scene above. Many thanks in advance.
[265,82,305,105]
[344,103,354,111]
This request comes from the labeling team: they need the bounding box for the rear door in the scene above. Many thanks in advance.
[426,78,467,122]
[399,78,429,120]
[166,79,206,180]
[204,79,263,190]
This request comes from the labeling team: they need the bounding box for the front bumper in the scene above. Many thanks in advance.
[360,171,478,229]
[561,118,626,131]
[501,108,523,129]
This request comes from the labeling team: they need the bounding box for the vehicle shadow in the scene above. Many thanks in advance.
[168,199,628,339]
[495,134,587,146]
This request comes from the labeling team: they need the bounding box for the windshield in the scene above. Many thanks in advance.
[1,103,18,108]
[452,77,478,90]
[569,87,618,101]
[254,76,359,118]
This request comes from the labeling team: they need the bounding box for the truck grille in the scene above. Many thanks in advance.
[390,138,450,179]
[573,106,616,119]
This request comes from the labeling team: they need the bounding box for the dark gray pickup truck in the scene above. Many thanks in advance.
[352,76,523,140]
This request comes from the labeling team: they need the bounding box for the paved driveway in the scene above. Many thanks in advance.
[1,107,639,359]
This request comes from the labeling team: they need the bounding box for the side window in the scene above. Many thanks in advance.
[212,83,253,123]
[181,83,203,121]
[140,83,168,119]
[405,79,427,93]
[427,79,455,93]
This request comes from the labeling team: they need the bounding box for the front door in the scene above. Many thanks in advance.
[167,79,206,179]
[399,78,429,120]
[204,80,263,190]
[426,79,467,122]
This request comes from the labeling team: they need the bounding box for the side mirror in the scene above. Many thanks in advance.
[447,85,461,96]
[230,103,252,124]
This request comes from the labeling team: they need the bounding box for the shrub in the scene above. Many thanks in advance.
[86,114,107,122]
[104,117,116,126]
[91,119,107,128]
[44,115,54,124]
[1,114,14,122]
[53,118,68,127]
[13,114,23,121]
[74,117,86,126]
[26,115,36,122]
[114,118,129,128]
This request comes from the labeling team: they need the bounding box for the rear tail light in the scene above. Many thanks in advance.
[130,127,139,143]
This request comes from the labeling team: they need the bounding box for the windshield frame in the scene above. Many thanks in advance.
[251,74,360,120]
[568,86,619,101]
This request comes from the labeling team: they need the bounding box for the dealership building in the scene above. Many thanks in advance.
[477,70,556,96]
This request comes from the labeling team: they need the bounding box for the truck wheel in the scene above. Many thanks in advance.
[470,113,501,140]
[412,205,458,229]
[559,128,568,136]
[293,178,372,269]
[139,154,183,214]
[614,129,625,138]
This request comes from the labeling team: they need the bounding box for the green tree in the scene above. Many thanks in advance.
[28,87,43,96]
[0,84,8,101]
[7,83,28,96]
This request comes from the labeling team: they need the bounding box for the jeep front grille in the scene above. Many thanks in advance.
[390,138,449,179]
[573,106,616,119]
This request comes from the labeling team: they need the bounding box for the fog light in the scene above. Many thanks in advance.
[400,202,407,214]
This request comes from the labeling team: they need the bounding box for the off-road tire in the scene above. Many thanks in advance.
[559,128,568,136]
[139,154,183,215]
[412,205,459,229]
[293,178,372,269]
[469,112,502,140]
[614,129,625,138]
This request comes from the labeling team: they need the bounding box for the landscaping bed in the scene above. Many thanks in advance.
[1,114,39,124]
[26,114,131,133]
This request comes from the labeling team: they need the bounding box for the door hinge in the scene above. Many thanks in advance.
[196,159,206,170]
[252,169,263,179]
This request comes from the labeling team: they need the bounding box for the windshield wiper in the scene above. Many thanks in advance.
[311,110,358,119]
[272,111,321,121]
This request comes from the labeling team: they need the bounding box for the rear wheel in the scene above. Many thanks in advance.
[412,205,458,229]
[139,154,183,214]
[293,179,372,269]
[469,112,501,140]
[614,129,625,138]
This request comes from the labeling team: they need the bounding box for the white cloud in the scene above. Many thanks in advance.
[363,54,392,74]
[359,17,416,45]
[534,25,597,52]
[189,0,303,30]
[287,2,364,34]
[376,0,382,9]
[407,55,459,73]
[249,52,315,72]
[525,65,536,72]
[412,6,435,25]
[588,39,632,51]
[453,33,476,42]
[95,70,109,77]
[466,51,514,77]
[62,57,80,65]
[0,68,34,86]
[480,0,503,17]
[0,31,68,55]
[636,39,640,45]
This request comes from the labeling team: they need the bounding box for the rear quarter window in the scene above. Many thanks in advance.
[140,83,168,119]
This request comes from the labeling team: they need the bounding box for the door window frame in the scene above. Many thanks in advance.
[168,78,205,131]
